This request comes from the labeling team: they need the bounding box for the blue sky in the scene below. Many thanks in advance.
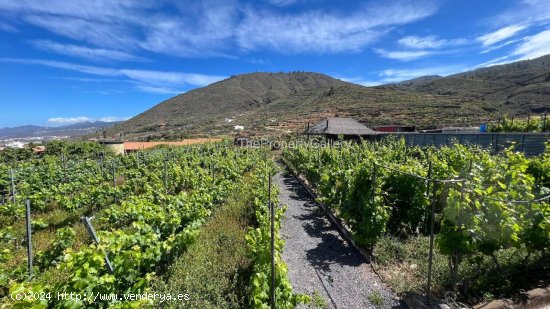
[1,0,550,127]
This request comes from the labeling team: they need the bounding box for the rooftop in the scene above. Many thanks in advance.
[306,117,378,136]
[123,139,222,151]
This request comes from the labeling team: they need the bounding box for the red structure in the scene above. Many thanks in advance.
[373,125,416,133]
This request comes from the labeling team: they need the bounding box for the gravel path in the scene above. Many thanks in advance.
[276,170,406,309]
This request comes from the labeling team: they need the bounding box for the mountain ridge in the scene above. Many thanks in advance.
[0,121,121,140]
[106,56,550,139]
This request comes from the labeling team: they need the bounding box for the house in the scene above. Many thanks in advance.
[305,117,379,141]
[32,145,46,154]
[99,140,125,155]
[99,139,222,154]
[123,139,222,153]
[441,126,480,133]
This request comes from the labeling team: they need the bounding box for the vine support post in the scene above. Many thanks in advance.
[425,161,433,234]
[62,153,67,183]
[317,146,320,168]
[99,156,104,181]
[268,169,275,309]
[112,161,117,204]
[452,180,467,291]
[164,156,168,193]
[25,199,33,277]
[371,163,378,206]
[82,216,114,273]
[10,168,16,204]
[426,180,438,305]
[112,161,116,187]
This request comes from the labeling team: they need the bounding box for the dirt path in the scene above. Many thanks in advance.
[276,170,406,309]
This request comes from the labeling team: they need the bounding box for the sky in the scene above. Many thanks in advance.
[1,0,550,127]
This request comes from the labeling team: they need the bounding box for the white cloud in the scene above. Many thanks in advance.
[0,21,17,32]
[119,69,226,87]
[135,85,183,94]
[237,1,438,54]
[60,77,128,83]
[337,76,382,86]
[398,35,467,49]
[0,58,227,89]
[337,66,465,86]
[476,29,550,68]
[47,116,92,124]
[477,24,526,47]
[475,55,515,68]
[492,0,550,29]
[24,15,138,49]
[0,58,120,76]
[379,65,464,83]
[375,49,433,61]
[0,0,156,22]
[47,116,129,125]
[480,38,519,54]
[0,0,439,56]
[512,29,550,60]
[97,116,130,122]
[139,1,239,58]
[266,0,299,6]
[31,40,145,62]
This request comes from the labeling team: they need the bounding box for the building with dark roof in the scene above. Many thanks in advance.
[305,117,378,141]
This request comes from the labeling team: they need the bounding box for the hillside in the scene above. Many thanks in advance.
[111,72,345,137]
[106,56,550,139]
[395,75,442,87]
[392,55,550,113]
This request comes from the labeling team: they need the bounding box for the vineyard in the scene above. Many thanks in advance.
[283,138,550,304]
[0,144,305,308]
[0,137,549,308]
[489,115,549,133]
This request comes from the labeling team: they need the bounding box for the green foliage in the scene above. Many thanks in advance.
[310,291,328,309]
[0,141,108,164]
[284,138,550,297]
[367,291,384,307]
[36,227,76,270]
[247,163,309,308]
[527,142,550,188]
[31,219,49,231]
[374,235,550,304]
[342,167,389,248]
[489,115,549,132]
[0,144,285,307]
[155,176,255,308]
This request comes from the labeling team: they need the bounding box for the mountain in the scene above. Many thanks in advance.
[107,56,550,139]
[392,55,550,113]
[0,121,121,140]
[111,72,345,136]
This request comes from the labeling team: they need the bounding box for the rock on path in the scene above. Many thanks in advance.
[276,170,406,309]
